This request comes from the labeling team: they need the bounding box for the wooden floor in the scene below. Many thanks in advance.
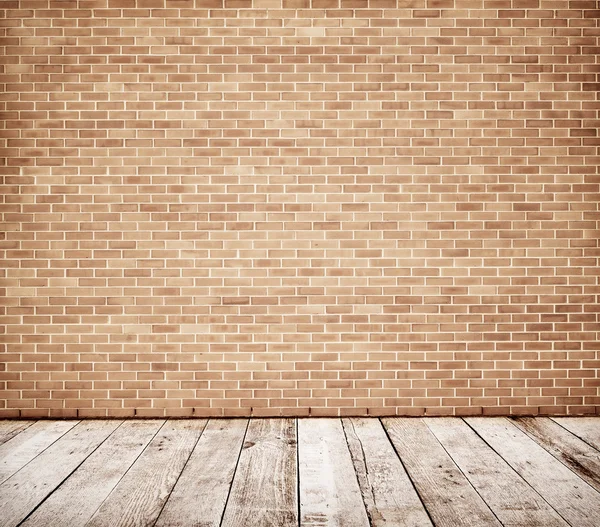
[1,418,599,526]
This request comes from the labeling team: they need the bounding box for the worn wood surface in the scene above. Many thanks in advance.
[0,420,78,484]
[155,419,248,527]
[0,420,119,527]
[427,417,567,527]
[299,418,369,527]
[0,421,35,446]
[342,418,432,527]
[0,417,599,527]
[513,417,600,493]
[552,417,600,452]
[85,420,206,527]
[21,420,163,527]
[467,417,600,527]
[383,418,501,527]
[221,418,297,527]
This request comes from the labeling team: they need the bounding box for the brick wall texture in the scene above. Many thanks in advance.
[1,0,599,418]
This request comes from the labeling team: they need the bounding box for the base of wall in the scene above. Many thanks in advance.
[1,406,598,419]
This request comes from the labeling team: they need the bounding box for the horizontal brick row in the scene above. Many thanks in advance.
[5,2,599,9]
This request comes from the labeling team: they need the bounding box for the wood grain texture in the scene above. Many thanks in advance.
[383,418,501,527]
[466,417,600,527]
[156,419,248,527]
[0,420,78,484]
[221,419,297,527]
[427,418,567,527]
[0,420,119,527]
[342,418,432,527]
[1,417,598,527]
[299,418,369,527]
[20,420,163,527]
[513,417,600,493]
[0,421,35,446]
[552,418,600,452]
[85,419,206,527]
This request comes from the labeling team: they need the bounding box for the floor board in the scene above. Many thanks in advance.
[0,420,119,527]
[221,418,297,527]
[552,417,600,452]
[0,421,35,447]
[20,420,163,527]
[343,418,432,527]
[0,420,78,484]
[155,419,248,527]
[383,418,501,527]
[513,417,600,493]
[427,417,567,527]
[85,420,206,527]
[0,416,598,527]
[299,418,369,527]
[466,417,600,527]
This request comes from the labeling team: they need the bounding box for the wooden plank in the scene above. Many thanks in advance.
[20,420,163,527]
[342,418,432,527]
[0,420,119,527]
[383,418,501,527]
[222,419,297,527]
[427,418,567,527]
[155,419,248,527]
[552,417,600,452]
[0,421,35,446]
[513,417,600,493]
[0,420,78,484]
[298,418,369,527]
[466,417,600,527]
[85,419,206,527]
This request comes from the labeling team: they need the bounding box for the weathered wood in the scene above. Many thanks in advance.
[0,420,119,527]
[513,417,600,493]
[383,418,501,527]
[20,420,163,527]
[0,420,78,484]
[156,419,248,527]
[0,421,35,446]
[222,419,297,527]
[298,418,369,527]
[85,419,206,527]
[3,416,599,527]
[466,417,600,527]
[342,418,432,527]
[552,417,600,452]
[427,418,567,527]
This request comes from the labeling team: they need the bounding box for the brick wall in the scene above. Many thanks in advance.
[1,0,599,418]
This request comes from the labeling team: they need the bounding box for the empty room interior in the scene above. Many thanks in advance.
[0,0,599,525]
